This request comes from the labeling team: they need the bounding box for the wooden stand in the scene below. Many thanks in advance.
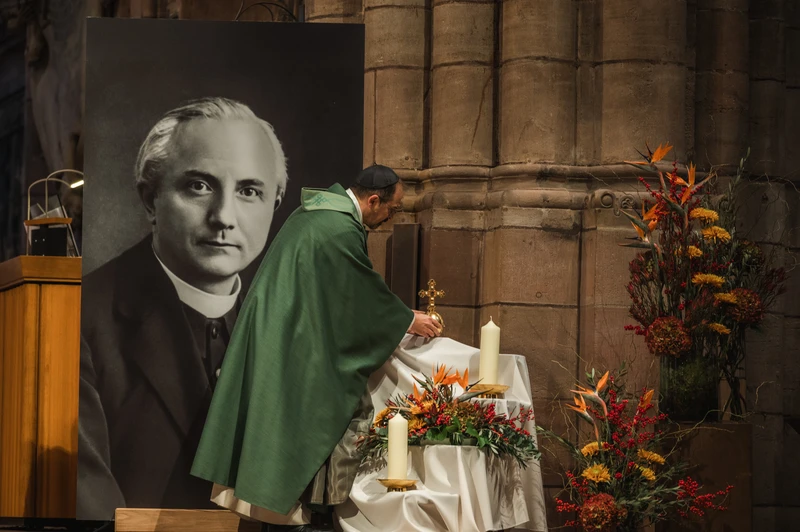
[115,509,261,532]
[0,255,81,518]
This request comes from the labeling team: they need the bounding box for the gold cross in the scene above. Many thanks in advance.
[418,279,445,311]
[418,279,446,331]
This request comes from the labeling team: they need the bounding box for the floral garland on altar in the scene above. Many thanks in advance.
[358,365,541,468]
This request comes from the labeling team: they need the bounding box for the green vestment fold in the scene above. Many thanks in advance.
[190,183,413,515]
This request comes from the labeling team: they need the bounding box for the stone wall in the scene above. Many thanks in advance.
[306,1,800,529]
[11,0,800,528]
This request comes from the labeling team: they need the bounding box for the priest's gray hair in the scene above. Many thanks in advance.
[134,97,288,206]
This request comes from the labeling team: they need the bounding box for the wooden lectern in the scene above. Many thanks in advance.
[0,255,81,518]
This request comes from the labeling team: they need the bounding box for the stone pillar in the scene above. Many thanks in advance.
[493,2,579,507]
[749,0,786,177]
[694,0,749,168]
[784,3,800,175]
[364,0,428,169]
[416,1,495,343]
[362,0,428,286]
[744,3,788,528]
[498,0,576,164]
[305,0,363,23]
[430,0,494,167]
[600,0,687,162]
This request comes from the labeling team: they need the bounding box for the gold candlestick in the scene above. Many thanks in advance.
[418,279,445,330]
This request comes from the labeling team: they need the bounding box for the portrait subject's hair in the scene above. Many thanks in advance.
[135,97,288,204]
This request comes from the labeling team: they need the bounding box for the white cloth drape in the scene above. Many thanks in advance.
[336,335,548,532]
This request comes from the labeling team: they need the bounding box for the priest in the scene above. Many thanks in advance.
[191,165,441,531]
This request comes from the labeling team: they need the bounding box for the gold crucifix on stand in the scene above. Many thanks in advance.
[418,279,445,331]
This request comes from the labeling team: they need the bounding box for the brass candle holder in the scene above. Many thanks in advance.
[470,383,510,399]
[378,478,417,492]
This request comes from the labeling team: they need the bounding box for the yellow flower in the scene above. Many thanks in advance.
[689,208,720,224]
[638,465,656,481]
[714,292,738,304]
[581,442,601,457]
[411,400,435,415]
[637,449,666,465]
[708,322,731,335]
[581,463,611,483]
[687,245,703,258]
[374,407,392,427]
[692,273,725,288]
[702,226,732,243]
[408,415,426,432]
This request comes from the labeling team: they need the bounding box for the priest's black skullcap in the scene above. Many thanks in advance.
[355,164,399,189]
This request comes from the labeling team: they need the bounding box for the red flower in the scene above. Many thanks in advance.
[645,316,692,357]
[578,493,626,532]
[729,288,764,324]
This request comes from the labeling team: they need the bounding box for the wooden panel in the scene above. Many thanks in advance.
[390,223,421,308]
[0,284,40,516]
[115,509,262,532]
[35,284,81,518]
[0,256,81,291]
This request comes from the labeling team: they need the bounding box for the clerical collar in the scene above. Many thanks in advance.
[346,188,363,224]
[152,245,240,319]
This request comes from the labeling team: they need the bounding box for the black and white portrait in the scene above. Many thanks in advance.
[78,18,364,520]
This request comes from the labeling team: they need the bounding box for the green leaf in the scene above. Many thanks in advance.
[619,242,655,249]
[621,209,651,233]
[456,390,483,402]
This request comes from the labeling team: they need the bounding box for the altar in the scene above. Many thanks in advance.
[336,334,548,532]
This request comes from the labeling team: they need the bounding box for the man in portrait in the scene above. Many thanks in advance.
[77,97,287,519]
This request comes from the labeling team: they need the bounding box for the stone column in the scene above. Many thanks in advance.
[492,2,579,507]
[745,3,787,527]
[305,0,363,23]
[498,0,576,164]
[749,0,786,177]
[362,0,428,283]
[416,1,495,343]
[430,0,494,167]
[364,0,428,169]
[694,0,750,168]
[787,2,800,173]
[600,0,687,162]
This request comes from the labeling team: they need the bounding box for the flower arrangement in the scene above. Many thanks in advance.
[540,369,733,531]
[621,144,786,418]
[359,365,540,468]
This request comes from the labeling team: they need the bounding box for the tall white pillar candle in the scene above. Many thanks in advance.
[387,414,408,479]
[479,317,500,384]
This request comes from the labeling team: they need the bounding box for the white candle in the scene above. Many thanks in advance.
[479,317,500,384]
[387,414,408,480]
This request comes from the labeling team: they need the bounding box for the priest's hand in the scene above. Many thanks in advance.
[409,312,442,338]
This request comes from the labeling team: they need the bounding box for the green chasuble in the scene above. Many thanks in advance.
[191,183,413,515]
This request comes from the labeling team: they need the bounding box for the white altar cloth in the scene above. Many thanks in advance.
[336,335,548,532]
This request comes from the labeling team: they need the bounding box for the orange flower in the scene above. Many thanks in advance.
[456,368,469,389]
[639,389,654,409]
[651,142,673,163]
[412,383,427,403]
[572,371,610,417]
[567,394,590,418]
[432,365,447,385]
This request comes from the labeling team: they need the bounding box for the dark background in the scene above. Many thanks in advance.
[79,17,364,516]
[83,17,365,284]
